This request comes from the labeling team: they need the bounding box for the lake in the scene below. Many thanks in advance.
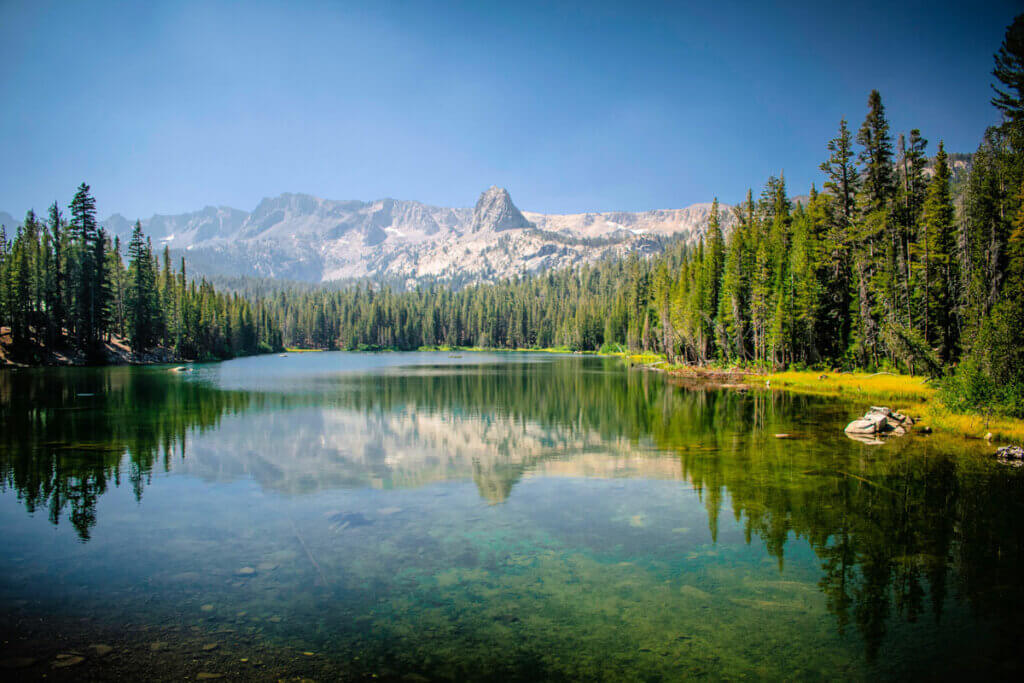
[1,352,1022,680]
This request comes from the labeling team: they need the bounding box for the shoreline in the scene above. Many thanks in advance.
[608,352,1024,444]
[5,342,1022,443]
[0,329,283,369]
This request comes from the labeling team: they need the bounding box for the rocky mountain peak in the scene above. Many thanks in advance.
[60,186,736,284]
[470,186,532,233]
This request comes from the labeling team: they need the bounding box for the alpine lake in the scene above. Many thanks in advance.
[1,352,1022,681]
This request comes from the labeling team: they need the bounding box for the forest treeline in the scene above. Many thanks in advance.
[2,16,1023,415]
[0,183,284,363]
[263,17,1024,416]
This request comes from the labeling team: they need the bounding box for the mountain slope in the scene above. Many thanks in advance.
[2,187,734,285]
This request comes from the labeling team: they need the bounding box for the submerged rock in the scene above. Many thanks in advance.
[328,511,374,531]
[996,445,1024,466]
[52,654,85,668]
[89,644,113,657]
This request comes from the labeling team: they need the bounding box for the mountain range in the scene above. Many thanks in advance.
[0,152,973,288]
[6,187,734,285]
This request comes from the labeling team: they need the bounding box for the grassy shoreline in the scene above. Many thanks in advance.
[516,345,1024,444]
[743,369,1024,443]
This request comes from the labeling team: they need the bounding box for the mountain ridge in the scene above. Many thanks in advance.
[3,188,735,286]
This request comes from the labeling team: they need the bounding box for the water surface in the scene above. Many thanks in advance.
[1,352,1022,680]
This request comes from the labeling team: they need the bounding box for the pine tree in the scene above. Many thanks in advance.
[107,236,127,338]
[0,226,8,333]
[992,14,1024,131]
[857,90,896,212]
[820,119,859,359]
[897,130,928,326]
[127,221,161,351]
[70,183,103,356]
[9,223,32,345]
[701,198,725,358]
[854,91,897,366]
[790,191,825,361]
[921,142,958,361]
[46,203,67,347]
[715,203,749,362]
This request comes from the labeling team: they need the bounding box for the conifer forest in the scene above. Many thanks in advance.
[3,16,1024,419]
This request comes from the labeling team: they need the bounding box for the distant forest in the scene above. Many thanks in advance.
[2,16,1023,416]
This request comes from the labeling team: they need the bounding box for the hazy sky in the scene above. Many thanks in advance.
[0,0,1019,220]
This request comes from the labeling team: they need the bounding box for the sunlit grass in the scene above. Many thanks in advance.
[747,370,1024,441]
[284,347,325,353]
[417,345,592,354]
[748,370,936,402]
[921,405,1024,442]
[600,350,669,364]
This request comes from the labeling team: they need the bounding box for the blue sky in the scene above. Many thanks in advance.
[0,0,1019,220]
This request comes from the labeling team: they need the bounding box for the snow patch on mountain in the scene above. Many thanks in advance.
[94,188,734,285]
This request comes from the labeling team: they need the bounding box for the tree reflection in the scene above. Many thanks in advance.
[2,357,1023,661]
[0,367,255,540]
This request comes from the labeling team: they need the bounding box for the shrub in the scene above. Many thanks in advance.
[940,356,1024,418]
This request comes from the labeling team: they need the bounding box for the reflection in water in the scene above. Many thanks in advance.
[1,354,1023,675]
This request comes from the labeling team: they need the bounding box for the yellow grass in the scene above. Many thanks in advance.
[748,370,936,402]
[748,370,1024,442]
[921,405,1024,443]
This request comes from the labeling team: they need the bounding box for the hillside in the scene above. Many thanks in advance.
[93,187,735,285]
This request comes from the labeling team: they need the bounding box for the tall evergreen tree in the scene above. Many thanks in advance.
[46,202,67,347]
[921,142,958,361]
[820,119,859,357]
[992,14,1024,131]
[69,183,103,355]
[126,221,160,351]
[857,90,897,211]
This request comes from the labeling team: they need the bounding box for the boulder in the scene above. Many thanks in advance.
[884,417,904,431]
[996,445,1024,462]
[864,411,890,431]
[846,406,917,441]
[845,418,880,435]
